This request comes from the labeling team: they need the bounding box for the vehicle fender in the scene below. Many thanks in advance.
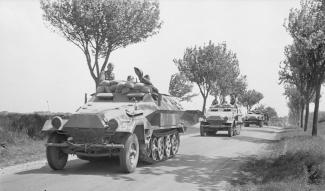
[41,119,68,132]
[132,120,152,145]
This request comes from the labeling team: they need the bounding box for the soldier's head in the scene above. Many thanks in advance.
[144,74,150,81]
[127,75,135,82]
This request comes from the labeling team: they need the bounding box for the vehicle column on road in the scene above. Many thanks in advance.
[200,104,243,137]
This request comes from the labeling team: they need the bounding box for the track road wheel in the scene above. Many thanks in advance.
[200,126,206,136]
[46,133,68,170]
[171,132,180,156]
[228,126,233,137]
[157,137,165,160]
[150,137,159,161]
[120,134,139,173]
[165,135,172,158]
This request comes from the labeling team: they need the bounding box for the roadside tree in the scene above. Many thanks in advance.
[41,0,162,87]
[283,84,304,126]
[168,73,198,102]
[210,48,242,104]
[279,43,315,130]
[285,0,325,135]
[238,89,264,111]
[174,41,228,113]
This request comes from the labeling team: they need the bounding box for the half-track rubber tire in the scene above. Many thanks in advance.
[232,123,236,136]
[207,131,215,136]
[120,134,139,173]
[237,125,241,135]
[46,133,68,170]
[259,121,263,128]
[228,126,233,137]
[200,126,206,136]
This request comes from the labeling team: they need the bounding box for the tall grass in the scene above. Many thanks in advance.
[228,122,325,191]
[0,112,70,140]
[0,112,70,167]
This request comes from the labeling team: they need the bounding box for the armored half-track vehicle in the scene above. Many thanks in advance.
[42,68,196,173]
[200,104,242,137]
[243,111,265,127]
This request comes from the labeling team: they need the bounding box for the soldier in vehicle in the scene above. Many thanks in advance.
[104,63,115,80]
[212,98,218,106]
[134,67,158,94]
[127,75,135,82]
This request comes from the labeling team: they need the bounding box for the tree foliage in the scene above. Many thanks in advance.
[284,0,325,135]
[265,106,278,119]
[209,47,242,104]
[255,104,278,119]
[174,41,237,113]
[168,73,198,102]
[41,0,162,87]
[279,42,315,130]
[238,89,264,110]
[283,84,304,125]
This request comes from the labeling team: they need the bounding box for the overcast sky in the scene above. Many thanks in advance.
[0,0,324,116]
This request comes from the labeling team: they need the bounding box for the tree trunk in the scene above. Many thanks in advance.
[202,95,207,114]
[95,77,100,88]
[300,102,304,128]
[312,83,321,136]
[304,102,309,132]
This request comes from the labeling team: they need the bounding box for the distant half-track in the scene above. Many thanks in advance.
[200,104,242,137]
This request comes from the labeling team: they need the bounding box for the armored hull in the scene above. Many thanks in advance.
[42,77,197,173]
[200,104,242,137]
[243,111,265,127]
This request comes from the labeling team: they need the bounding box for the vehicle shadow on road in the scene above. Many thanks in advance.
[16,157,137,181]
[190,134,278,145]
[137,154,260,190]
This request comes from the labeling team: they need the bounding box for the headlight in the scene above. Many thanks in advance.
[199,117,206,122]
[106,119,119,131]
[51,116,62,129]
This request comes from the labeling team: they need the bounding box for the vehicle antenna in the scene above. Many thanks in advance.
[46,100,51,115]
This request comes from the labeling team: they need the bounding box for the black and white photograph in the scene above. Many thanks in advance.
[1,0,325,190]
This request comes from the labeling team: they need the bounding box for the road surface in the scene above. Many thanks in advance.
[0,126,284,191]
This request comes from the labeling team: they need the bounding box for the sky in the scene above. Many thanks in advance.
[0,0,324,116]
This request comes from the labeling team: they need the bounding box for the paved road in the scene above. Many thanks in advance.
[0,126,283,191]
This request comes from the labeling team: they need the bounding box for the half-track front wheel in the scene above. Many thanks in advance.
[259,121,263,128]
[236,125,241,135]
[46,133,68,170]
[228,126,233,137]
[120,134,139,173]
[200,125,206,136]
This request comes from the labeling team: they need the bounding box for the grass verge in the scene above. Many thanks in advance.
[227,123,325,191]
[0,127,45,168]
